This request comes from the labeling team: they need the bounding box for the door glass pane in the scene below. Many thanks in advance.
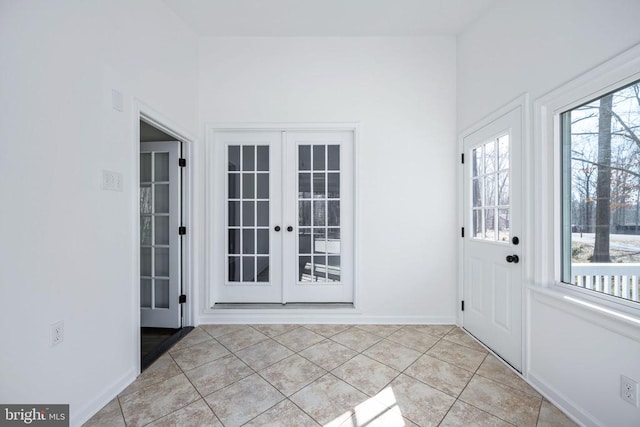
[257,146,269,171]
[242,256,255,282]
[155,279,169,309]
[243,201,255,226]
[256,201,269,227]
[313,200,326,226]
[299,228,312,254]
[140,185,152,214]
[140,216,152,245]
[257,174,269,199]
[154,216,169,245]
[299,201,311,226]
[243,145,255,171]
[140,154,152,182]
[228,145,240,171]
[155,247,169,277]
[327,173,340,198]
[327,201,340,226]
[229,229,240,254]
[229,201,240,226]
[242,173,255,198]
[313,229,326,254]
[140,279,152,308]
[299,256,312,282]
[229,256,240,282]
[328,256,340,282]
[154,184,169,213]
[141,247,151,276]
[228,174,240,198]
[257,257,269,282]
[313,145,325,170]
[155,152,169,181]
[313,173,325,198]
[314,255,327,281]
[299,145,311,170]
[242,229,255,254]
[299,173,311,198]
[470,135,510,243]
[327,228,341,254]
[328,145,340,170]
[257,229,269,254]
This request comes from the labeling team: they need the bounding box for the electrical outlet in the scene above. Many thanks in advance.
[50,321,64,347]
[102,170,123,192]
[621,375,639,407]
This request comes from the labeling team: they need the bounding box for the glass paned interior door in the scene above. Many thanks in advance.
[471,135,510,242]
[140,152,171,310]
[227,144,270,284]
[298,144,341,283]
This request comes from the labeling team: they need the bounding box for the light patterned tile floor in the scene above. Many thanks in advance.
[84,325,578,427]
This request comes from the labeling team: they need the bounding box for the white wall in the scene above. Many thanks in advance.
[458,1,640,426]
[196,37,458,322]
[0,1,197,425]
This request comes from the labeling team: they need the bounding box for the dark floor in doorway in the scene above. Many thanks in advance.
[141,327,193,371]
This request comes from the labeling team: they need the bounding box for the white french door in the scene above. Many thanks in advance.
[462,107,523,371]
[213,129,354,304]
[140,141,182,328]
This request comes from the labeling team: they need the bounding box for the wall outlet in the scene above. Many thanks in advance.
[621,375,639,407]
[50,321,64,347]
[102,169,123,192]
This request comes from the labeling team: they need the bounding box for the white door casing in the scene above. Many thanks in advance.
[212,129,354,304]
[140,141,182,328]
[462,106,523,371]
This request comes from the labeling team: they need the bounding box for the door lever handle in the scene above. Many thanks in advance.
[506,255,519,264]
[287,226,294,232]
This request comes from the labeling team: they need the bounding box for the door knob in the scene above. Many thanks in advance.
[512,236,520,245]
[274,226,281,232]
[287,226,293,232]
[506,255,519,264]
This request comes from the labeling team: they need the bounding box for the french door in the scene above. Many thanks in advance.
[462,106,523,371]
[213,129,354,304]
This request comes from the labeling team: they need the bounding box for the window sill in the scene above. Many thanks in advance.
[529,285,640,344]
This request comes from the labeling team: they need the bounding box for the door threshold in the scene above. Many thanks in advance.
[213,302,354,310]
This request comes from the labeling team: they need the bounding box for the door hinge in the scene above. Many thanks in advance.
[461,300,465,311]
[178,158,186,167]
[179,294,187,304]
[461,153,464,164]
[461,227,464,238]
[178,226,186,235]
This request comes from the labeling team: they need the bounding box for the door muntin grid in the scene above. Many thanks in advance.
[140,152,171,309]
[471,134,510,243]
[227,144,270,284]
[297,144,341,283]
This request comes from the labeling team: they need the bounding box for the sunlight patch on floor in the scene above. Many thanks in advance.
[325,387,406,427]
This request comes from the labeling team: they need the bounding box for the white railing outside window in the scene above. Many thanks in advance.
[571,263,640,302]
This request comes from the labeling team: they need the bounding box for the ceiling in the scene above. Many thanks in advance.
[162,0,501,37]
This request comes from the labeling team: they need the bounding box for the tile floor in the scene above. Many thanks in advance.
[84,324,578,427]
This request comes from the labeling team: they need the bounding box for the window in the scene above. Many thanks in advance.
[561,79,640,305]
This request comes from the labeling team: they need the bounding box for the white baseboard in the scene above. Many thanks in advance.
[196,312,457,325]
[527,370,600,427]
[72,367,137,427]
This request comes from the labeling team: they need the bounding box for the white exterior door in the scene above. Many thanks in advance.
[140,141,182,328]
[462,107,523,370]
[213,129,354,304]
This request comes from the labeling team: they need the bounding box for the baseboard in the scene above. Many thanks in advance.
[196,312,457,325]
[527,370,600,427]
[72,367,137,427]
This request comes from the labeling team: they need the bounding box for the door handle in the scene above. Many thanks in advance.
[274,226,281,232]
[506,255,519,264]
[287,226,294,232]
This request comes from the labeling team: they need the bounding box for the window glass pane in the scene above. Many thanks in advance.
[141,185,152,214]
[257,146,269,171]
[154,215,169,245]
[155,280,169,309]
[299,145,311,171]
[243,229,255,254]
[498,135,509,170]
[498,172,509,205]
[228,174,240,199]
[140,154,152,182]
[141,247,151,276]
[242,256,255,282]
[257,173,269,199]
[154,184,169,213]
[472,146,483,177]
[485,140,496,174]
[155,152,169,181]
[498,209,510,242]
[155,247,169,277]
[485,175,496,206]
[328,145,340,170]
[243,145,255,171]
[242,173,255,198]
[472,209,483,239]
[140,216,152,245]
[257,229,269,254]
[228,256,240,282]
[228,145,240,171]
[562,79,640,305]
[484,209,495,240]
[472,178,482,208]
[313,145,325,170]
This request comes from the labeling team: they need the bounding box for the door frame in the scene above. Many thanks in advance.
[458,94,530,371]
[204,122,360,314]
[132,100,195,372]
